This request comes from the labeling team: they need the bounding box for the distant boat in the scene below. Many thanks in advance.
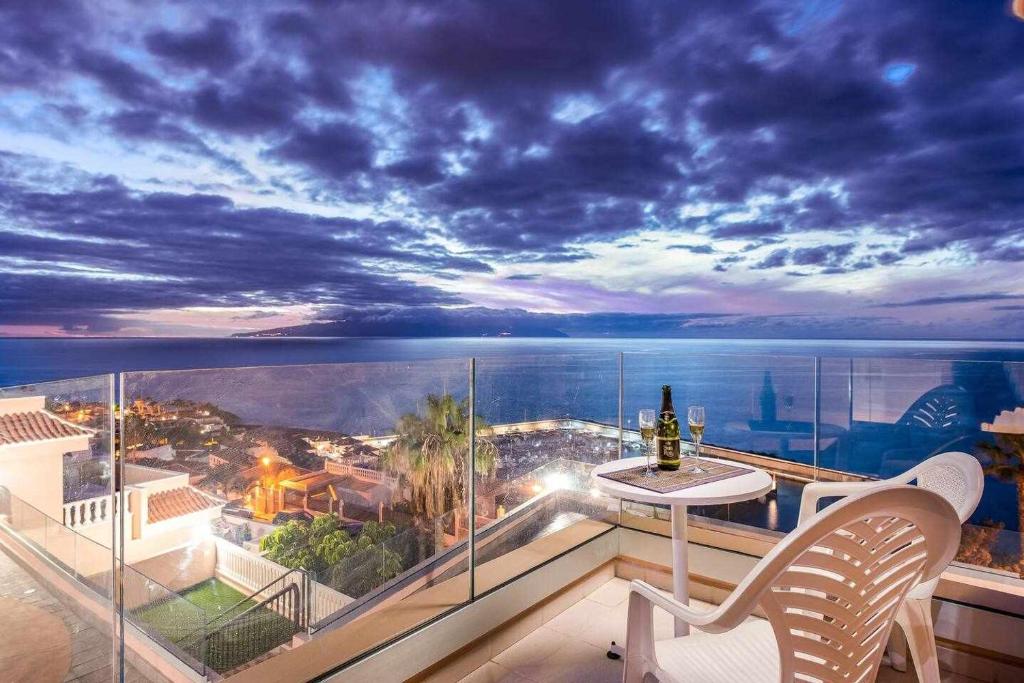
[498,331,512,337]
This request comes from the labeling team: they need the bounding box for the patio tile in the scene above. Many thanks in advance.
[585,577,630,607]
[542,597,608,637]
[458,661,529,683]
[491,626,568,679]
[0,548,151,682]
[520,636,621,683]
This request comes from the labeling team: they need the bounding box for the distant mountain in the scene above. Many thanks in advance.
[234,307,734,338]
[236,307,570,338]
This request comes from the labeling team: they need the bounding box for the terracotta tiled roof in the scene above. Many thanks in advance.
[148,487,222,523]
[0,411,93,446]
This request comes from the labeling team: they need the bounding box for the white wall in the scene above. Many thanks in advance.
[0,438,87,519]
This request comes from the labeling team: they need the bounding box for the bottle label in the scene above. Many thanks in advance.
[656,437,680,465]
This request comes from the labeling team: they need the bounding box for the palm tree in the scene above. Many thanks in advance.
[381,393,498,522]
[979,433,1024,572]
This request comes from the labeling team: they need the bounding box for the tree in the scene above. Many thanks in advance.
[979,433,1024,575]
[259,514,404,591]
[381,393,498,521]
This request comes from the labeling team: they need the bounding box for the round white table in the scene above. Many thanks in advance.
[593,455,773,639]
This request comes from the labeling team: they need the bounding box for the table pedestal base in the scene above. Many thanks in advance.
[671,504,690,637]
[608,503,691,659]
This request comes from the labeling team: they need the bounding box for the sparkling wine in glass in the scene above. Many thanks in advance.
[687,405,706,474]
[639,409,656,477]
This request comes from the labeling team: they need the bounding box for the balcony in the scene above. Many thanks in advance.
[0,352,1022,682]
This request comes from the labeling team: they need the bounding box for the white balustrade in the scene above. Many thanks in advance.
[62,495,117,529]
[213,537,353,625]
[324,461,398,488]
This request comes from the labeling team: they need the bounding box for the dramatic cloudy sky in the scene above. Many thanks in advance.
[1,0,1023,338]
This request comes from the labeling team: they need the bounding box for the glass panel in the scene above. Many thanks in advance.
[0,375,118,681]
[619,353,817,537]
[819,357,1024,580]
[121,359,471,676]
[472,354,620,598]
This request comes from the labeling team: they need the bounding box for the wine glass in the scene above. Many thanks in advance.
[687,405,706,474]
[638,409,656,476]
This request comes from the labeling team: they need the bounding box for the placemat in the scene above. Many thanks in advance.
[598,458,752,494]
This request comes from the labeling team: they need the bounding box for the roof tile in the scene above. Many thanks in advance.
[0,411,92,446]
[147,487,222,523]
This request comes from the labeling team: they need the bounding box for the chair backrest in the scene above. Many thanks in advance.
[716,486,960,683]
[901,451,983,599]
[898,384,973,432]
[901,451,983,524]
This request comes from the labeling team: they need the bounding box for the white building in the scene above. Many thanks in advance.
[0,395,94,520]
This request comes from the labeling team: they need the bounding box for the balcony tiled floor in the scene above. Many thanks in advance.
[459,578,982,683]
[0,547,148,683]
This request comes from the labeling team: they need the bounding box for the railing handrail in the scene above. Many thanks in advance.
[207,566,306,628]
[173,566,308,648]
[1,484,113,552]
[202,582,301,642]
[313,487,565,632]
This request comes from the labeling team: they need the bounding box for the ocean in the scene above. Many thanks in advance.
[2,336,1023,534]
[4,336,1024,387]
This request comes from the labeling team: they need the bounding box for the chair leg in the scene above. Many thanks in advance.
[623,592,656,683]
[888,624,909,672]
[896,598,940,683]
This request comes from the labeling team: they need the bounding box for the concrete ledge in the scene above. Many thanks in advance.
[321,530,618,683]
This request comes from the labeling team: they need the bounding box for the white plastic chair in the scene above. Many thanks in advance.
[622,486,961,683]
[798,451,983,682]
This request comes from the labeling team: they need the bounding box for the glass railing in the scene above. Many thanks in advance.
[473,353,620,597]
[818,356,1024,579]
[0,375,118,680]
[121,359,474,672]
[0,354,1021,680]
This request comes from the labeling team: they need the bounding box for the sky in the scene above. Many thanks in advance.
[0,0,1023,339]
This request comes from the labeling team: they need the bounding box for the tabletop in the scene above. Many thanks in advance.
[592,455,774,506]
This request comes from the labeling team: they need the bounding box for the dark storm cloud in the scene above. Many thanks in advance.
[72,48,172,109]
[668,244,715,254]
[752,243,863,272]
[384,156,446,186]
[754,249,790,270]
[0,0,88,86]
[879,293,1023,308]
[2,0,1023,334]
[711,222,784,240]
[145,18,243,73]
[272,0,666,107]
[107,109,252,177]
[435,107,685,251]
[0,157,484,330]
[192,65,303,134]
[269,122,374,181]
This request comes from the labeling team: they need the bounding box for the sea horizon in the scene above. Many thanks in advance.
[4,335,1024,390]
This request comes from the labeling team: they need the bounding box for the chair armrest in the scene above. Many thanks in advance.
[798,480,884,525]
[628,580,726,631]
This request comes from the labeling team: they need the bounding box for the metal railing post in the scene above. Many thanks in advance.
[617,351,624,528]
[617,351,624,459]
[468,357,477,601]
[813,357,821,481]
[113,372,124,682]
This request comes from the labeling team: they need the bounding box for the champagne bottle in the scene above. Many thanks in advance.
[656,385,680,470]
